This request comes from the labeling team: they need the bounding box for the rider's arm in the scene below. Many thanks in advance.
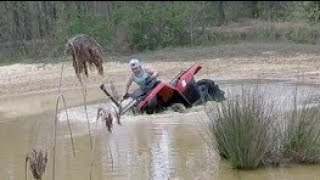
[124,75,133,95]
[146,67,159,79]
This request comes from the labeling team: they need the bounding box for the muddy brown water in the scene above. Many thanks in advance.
[2,80,320,180]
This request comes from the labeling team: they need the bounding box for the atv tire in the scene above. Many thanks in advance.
[197,79,226,103]
[144,96,165,114]
[168,103,187,113]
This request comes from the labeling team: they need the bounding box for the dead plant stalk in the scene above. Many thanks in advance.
[52,59,76,180]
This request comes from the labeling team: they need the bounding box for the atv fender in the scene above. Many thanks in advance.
[136,82,192,112]
[175,64,202,93]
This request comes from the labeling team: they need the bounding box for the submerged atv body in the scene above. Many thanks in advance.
[127,63,226,114]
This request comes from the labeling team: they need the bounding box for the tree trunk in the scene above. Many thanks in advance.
[12,1,21,41]
[0,2,7,41]
[106,1,112,17]
[94,1,97,16]
[268,1,273,21]
[21,2,33,40]
[64,1,71,21]
[43,1,50,37]
[76,2,81,19]
[251,1,259,18]
[38,1,44,38]
[217,1,225,26]
[52,2,57,21]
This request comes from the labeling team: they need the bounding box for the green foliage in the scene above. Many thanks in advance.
[109,2,200,51]
[282,96,320,164]
[204,87,320,169]
[2,1,320,62]
[302,1,320,23]
[286,25,319,44]
[224,1,252,22]
[205,88,276,169]
[284,1,320,23]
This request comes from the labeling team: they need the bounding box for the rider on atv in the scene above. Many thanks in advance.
[122,59,160,103]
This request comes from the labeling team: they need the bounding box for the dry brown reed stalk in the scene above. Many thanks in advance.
[109,80,120,102]
[52,62,76,180]
[95,104,123,133]
[25,147,48,180]
[67,34,104,80]
[109,81,123,124]
[67,34,106,150]
[107,142,114,171]
[90,105,118,180]
[96,107,114,132]
[66,34,119,180]
[80,75,93,149]
[111,105,122,126]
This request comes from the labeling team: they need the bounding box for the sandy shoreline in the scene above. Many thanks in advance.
[1,43,320,97]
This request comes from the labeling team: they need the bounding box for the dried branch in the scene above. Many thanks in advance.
[110,81,120,102]
[78,74,93,149]
[66,34,105,150]
[25,147,48,180]
[96,107,115,132]
[90,106,117,180]
[67,34,104,80]
[52,62,76,180]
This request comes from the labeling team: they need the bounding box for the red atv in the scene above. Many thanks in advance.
[100,63,225,115]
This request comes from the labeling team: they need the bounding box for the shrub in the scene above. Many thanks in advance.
[204,88,276,169]
[281,95,320,164]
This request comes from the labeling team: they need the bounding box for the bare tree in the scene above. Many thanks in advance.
[21,2,32,40]
[250,1,259,18]
[217,1,225,26]
[12,1,21,41]
[37,2,44,38]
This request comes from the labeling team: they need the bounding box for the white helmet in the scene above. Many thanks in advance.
[129,58,142,69]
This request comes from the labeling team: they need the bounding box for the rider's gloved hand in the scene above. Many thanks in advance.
[145,76,153,85]
[121,93,130,101]
[100,84,105,90]
[145,77,150,85]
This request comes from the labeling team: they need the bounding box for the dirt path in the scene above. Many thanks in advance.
[1,42,320,97]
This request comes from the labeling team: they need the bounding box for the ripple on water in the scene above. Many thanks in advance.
[42,81,320,179]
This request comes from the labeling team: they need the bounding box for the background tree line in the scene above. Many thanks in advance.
[0,1,320,62]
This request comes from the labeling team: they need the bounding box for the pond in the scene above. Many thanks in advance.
[1,80,320,180]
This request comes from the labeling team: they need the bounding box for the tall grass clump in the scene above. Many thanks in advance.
[204,88,277,169]
[281,94,320,164]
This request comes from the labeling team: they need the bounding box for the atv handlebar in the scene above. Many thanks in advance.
[122,93,130,100]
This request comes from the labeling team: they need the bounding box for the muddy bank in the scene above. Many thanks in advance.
[1,43,320,97]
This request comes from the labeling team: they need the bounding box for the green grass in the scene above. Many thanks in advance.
[204,88,276,169]
[281,96,320,164]
[204,86,320,169]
